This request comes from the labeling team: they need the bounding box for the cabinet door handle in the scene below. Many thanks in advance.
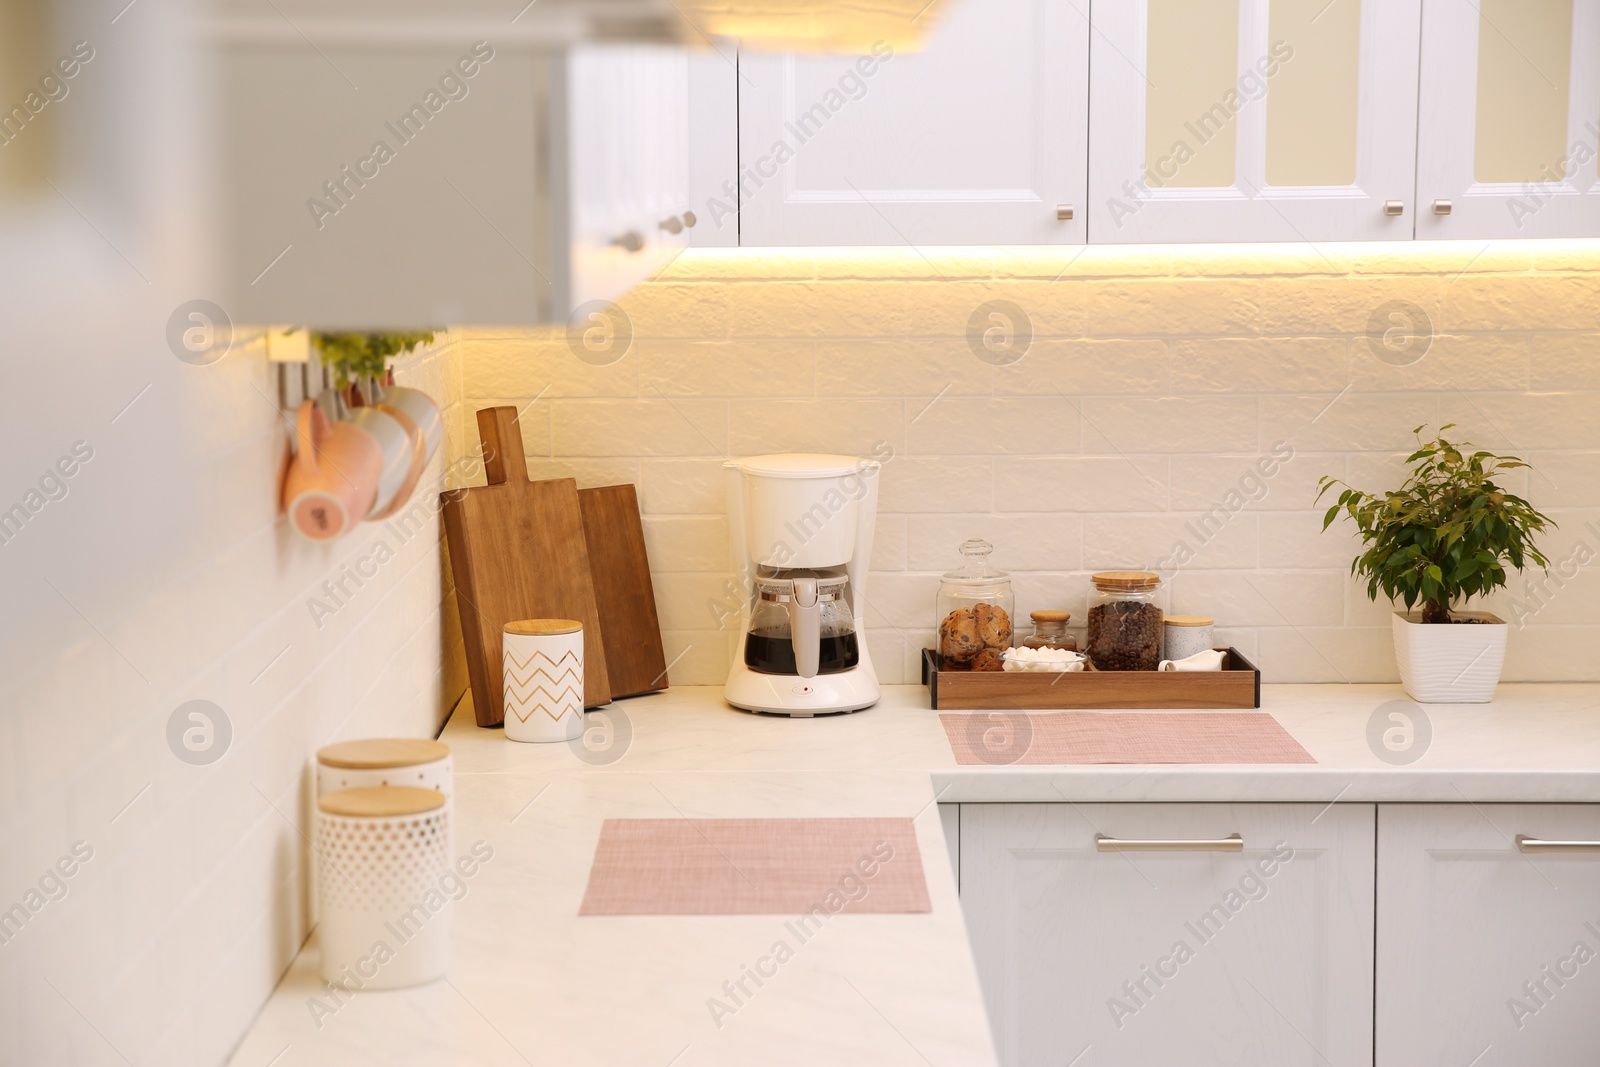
[1433,199,1453,215]
[611,231,644,253]
[1056,204,1074,221]
[1516,835,1600,853]
[1095,833,1243,852]
[659,216,684,235]
[1384,200,1405,216]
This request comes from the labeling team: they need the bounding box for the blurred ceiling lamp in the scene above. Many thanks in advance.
[680,0,944,52]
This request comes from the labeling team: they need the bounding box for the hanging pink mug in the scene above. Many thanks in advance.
[282,400,382,541]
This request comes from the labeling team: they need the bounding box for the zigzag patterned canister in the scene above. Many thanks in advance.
[502,619,585,743]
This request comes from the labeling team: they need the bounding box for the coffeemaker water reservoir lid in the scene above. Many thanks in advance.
[726,453,877,478]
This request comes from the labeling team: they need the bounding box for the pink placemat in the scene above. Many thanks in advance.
[940,711,1316,765]
[578,817,930,916]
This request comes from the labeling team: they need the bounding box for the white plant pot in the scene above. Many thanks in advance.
[1391,610,1508,703]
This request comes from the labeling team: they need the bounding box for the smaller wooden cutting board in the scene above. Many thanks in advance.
[579,484,669,698]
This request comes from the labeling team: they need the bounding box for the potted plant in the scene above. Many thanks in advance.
[1316,426,1554,703]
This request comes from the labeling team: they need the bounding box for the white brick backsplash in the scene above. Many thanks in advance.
[862,572,942,631]
[660,629,735,686]
[1082,396,1259,453]
[1172,337,1349,394]
[1351,332,1528,392]
[1441,391,1600,451]
[880,456,995,513]
[1084,512,1258,573]
[907,514,1083,571]
[818,340,993,397]
[553,398,728,456]
[1260,392,1441,453]
[995,338,1171,396]
[1257,626,1396,683]
[640,339,816,397]
[643,516,731,572]
[997,455,1169,512]
[1530,333,1600,390]
[727,399,903,457]
[641,458,729,514]
[872,515,909,571]
[1168,570,1345,627]
[1259,511,1360,569]
[461,334,639,398]
[906,396,1082,455]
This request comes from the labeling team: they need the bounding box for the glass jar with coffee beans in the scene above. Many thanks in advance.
[1086,571,1164,671]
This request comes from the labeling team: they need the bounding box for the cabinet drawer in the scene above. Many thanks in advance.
[961,803,1374,1067]
[1377,804,1600,1065]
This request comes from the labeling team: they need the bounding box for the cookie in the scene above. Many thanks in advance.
[970,648,1004,672]
[972,603,1012,649]
[939,607,982,664]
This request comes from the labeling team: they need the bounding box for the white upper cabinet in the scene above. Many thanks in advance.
[735,0,1089,246]
[1416,0,1600,239]
[1087,0,1423,243]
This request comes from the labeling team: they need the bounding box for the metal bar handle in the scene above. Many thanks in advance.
[1096,833,1243,853]
[1516,835,1600,853]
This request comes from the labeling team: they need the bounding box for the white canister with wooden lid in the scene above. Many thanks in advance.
[1162,615,1216,662]
[316,786,452,989]
[502,619,585,743]
[316,738,452,797]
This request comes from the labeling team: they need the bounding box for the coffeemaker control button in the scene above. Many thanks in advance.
[791,684,814,695]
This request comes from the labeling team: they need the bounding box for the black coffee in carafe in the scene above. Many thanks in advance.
[745,629,860,675]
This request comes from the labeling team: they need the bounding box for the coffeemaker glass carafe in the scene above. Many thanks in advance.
[744,571,860,678]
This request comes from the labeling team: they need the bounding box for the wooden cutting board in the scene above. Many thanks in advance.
[579,484,669,698]
[442,406,612,726]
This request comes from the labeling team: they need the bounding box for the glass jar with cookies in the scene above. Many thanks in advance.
[935,539,1014,671]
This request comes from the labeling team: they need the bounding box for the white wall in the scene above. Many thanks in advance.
[0,5,466,1062]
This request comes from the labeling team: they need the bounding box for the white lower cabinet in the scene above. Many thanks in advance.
[959,803,1375,1067]
[1376,804,1600,1065]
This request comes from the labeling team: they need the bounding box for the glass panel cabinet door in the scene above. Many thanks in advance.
[1088,0,1423,243]
[736,0,1089,246]
[1416,0,1600,238]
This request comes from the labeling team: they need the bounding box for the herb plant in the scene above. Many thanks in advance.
[312,331,436,387]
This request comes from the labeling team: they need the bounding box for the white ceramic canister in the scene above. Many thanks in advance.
[502,619,584,742]
[316,739,452,798]
[1162,615,1216,662]
[316,786,451,989]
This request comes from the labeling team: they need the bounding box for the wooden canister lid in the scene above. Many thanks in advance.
[318,786,446,818]
[1164,615,1215,627]
[317,738,450,770]
[504,618,582,636]
[1030,609,1071,622]
[1091,571,1161,590]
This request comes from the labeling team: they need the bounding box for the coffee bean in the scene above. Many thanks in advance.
[1086,602,1162,671]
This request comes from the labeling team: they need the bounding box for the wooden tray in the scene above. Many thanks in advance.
[921,648,1261,710]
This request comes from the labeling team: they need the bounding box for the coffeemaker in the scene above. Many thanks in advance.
[723,453,881,715]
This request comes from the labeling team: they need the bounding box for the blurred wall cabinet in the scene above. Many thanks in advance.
[735,0,1600,244]
[216,37,696,326]
[954,801,1600,1067]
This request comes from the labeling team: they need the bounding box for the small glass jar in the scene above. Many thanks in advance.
[1022,610,1076,652]
[1086,571,1163,671]
[936,539,1014,671]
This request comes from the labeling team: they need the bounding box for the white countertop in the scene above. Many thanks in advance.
[227,683,1600,1067]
